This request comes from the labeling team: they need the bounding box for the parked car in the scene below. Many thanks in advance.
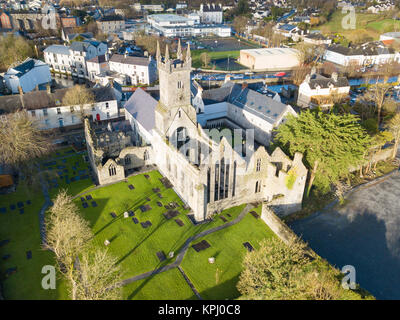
[274,72,286,77]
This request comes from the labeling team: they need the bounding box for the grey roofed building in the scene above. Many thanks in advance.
[124,87,158,131]
[307,73,349,89]
[69,41,92,52]
[109,54,151,66]
[43,44,70,55]
[202,4,222,12]
[326,41,395,56]
[88,55,107,64]
[202,82,291,125]
[0,87,116,113]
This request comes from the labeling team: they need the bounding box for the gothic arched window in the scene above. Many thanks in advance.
[109,164,116,176]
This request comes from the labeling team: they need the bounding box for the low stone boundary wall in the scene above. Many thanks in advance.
[261,202,299,245]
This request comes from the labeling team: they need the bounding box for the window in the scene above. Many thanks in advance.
[144,150,149,161]
[70,106,74,113]
[177,81,183,89]
[44,119,50,127]
[109,164,116,176]
[106,112,110,119]
[105,102,109,109]
[43,109,48,116]
[57,108,61,115]
[71,115,75,123]
[255,181,261,193]
[125,156,131,165]
[256,159,261,172]
[31,110,36,117]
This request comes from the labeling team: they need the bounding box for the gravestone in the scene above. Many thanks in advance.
[124,211,129,218]
[208,257,215,264]
[104,239,110,246]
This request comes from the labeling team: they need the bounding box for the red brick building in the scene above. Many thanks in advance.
[60,16,80,28]
[0,12,13,29]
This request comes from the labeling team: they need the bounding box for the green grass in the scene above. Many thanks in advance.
[0,147,94,300]
[39,146,94,199]
[74,173,247,280]
[191,50,240,69]
[122,268,197,300]
[315,10,400,43]
[181,206,276,300]
[0,182,64,299]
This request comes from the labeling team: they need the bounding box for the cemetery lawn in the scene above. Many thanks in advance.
[180,206,277,300]
[122,268,198,300]
[0,147,93,300]
[0,181,67,299]
[74,171,247,281]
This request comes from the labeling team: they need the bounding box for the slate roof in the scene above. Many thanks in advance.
[43,44,70,55]
[307,73,349,89]
[202,4,222,12]
[7,58,46,77]
[98,15,124,22]
[202,82,293,125]
[278,24,297,32]
[326,41,395,56]
[110,54,150,66]
[0,87,116,112]
[69,41,92,53]
[124,87,158,132]
[87,55,107,63]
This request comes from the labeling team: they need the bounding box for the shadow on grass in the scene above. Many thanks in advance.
[116,217,169,266]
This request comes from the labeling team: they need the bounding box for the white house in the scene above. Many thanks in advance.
[3,58,51,94]
[109,54,157,85]
[199,4,223,24]
[86,55,109,82]
[0,87,119,130]
[324,42,398,66]
[44,41,107,79]
[297,71,350,109]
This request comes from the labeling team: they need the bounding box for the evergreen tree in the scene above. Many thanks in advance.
[274,110,371,195]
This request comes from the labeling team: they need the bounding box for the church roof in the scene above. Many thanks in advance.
[124,87,157,132]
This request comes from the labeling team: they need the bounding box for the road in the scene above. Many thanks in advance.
[289,169,400,299]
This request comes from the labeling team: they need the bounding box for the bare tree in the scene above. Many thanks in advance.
[294,43,322,66]
[291,65,311,85]
[74,248,123,300]
[387,113,400,159]
[363,80,392,126]
[200,52,211,68]
[62,85,95,120]
[0,111,51,167]
[45,190,92,300]
[233,16,248,35]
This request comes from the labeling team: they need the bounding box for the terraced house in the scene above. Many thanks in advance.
[43,40,107,78]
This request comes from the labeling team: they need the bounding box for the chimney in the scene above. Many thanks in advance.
[18,86,25,109]
[331,72,338,82]
[224,74,231,83]
[241,82,248,90]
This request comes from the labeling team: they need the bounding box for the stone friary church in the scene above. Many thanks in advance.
[85,41,308,222]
